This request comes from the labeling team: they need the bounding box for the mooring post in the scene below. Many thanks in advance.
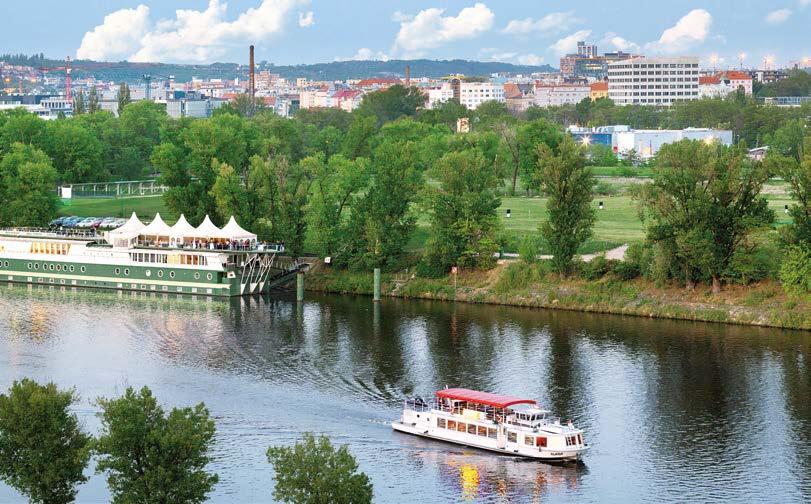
[373,268,381,302]
[296,272,304,302]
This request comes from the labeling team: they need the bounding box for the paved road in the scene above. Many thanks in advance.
[501,244,629,262]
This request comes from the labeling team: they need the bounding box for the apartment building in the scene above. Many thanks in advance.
[608,56,699,105]
[427,80,505,110]
[534,83,590,107]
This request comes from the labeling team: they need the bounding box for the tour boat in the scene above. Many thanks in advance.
[392,388,588,461]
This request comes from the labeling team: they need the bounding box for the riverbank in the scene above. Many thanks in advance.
[305,262,811,331]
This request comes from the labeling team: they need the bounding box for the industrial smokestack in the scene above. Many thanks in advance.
[249,45,255,115]
[405,65,411,87]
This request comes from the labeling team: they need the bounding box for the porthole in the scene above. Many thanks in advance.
[55,264,61,271]
[157,270,164,278]
[206,273,213,280]
[49,264,54,271]
[145,270,151,277]
[80,266,86,273]
[69,265,74,272]
[34,264,39,270]
[169,271,175,279]
[124,268,130,276]
[115,268,121,275]
[193,272,200,280]
[3,261,7,267]
[27,263,32,270]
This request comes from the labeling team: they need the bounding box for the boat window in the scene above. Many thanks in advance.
[507,431,517,443]
[578,434,583,445]
[537,436,547,447]
[477,426,487,437]
[467,424,476,435]
[437,418,446,429]
[487,428,497,439]
[524,435,534,446]
[447,420,456,430]
[456,422,466,433]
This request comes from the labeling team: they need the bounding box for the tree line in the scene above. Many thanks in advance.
[1,85,810,293]
[0,379,372,504]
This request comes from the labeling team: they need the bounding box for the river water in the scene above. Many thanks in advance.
[0,285,808,503]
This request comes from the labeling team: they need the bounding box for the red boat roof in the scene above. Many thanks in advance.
[436,388,536,409]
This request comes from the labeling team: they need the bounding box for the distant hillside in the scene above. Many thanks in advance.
[2,54,555,82]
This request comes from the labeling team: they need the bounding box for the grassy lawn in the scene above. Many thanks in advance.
[57,196,174,221]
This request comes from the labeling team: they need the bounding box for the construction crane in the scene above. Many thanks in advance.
[38,56,73,101]
[142,73,174,101]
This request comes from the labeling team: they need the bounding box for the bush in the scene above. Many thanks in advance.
[415,259,448,278]
[593,181,619,196]
[494,262,546,294]
[723,246,772,285]
[613,260,641,280]
[518,235,540,264]
[779,245,811,294]
[580,255,612,280]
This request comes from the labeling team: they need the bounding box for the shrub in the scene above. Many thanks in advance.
[494,262,545,294]
[518,235,540,264]
[593,181,619,196]
[613,260,641,280]
[779,245,811,294]
[415,260,448,278]
[580,254,612,280]
[723,246,772,285]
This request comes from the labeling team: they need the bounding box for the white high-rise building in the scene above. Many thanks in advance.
[608,56,699,106]
[458,82,504,109]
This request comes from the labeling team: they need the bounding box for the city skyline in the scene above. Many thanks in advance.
[0,1,809,68]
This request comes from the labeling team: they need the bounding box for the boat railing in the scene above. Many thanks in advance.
[0,227,99,240]
[403,399,435,412]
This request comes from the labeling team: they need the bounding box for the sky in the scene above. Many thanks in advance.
[0,0,809,68]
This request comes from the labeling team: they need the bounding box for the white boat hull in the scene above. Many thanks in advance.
[392,420,587,462]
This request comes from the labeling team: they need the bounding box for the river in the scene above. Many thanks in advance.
[0,285,808,503]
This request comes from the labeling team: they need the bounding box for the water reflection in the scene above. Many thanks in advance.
[0,285,807,502]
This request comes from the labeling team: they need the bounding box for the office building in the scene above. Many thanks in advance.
[608,56,699,106]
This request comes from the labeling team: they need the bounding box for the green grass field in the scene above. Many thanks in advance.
[57,196,174,222]
[60,190,796,254]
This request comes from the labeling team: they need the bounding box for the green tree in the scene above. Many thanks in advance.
[267,433,372,504]
[0,143,59,226]
[423,149,502,273]
[635,140,774,292]
[87,87,100,115]
[72,90,84,116]
[94,386,218,504]
[356,85,424,124]
[307,154,370,257]
[0,379,91,504]
[773,138,811,245]
[42,120,105,182]
[116,83,131,116]
[342,139,423,269]
[517,119,564,193]
[0,109,47,150]
[536,135,596,275]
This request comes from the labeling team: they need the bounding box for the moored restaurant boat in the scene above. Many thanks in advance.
[392,388,588,461]
[0,213,303,296]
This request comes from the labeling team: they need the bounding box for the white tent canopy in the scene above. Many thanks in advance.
[220,216,257,241]
[138,213,172,239]
[107,212,145,247]
[187,215,223,239]
[168,214,196,245]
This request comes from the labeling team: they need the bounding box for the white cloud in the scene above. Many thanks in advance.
[490,52,518,61]
[517,54,544,65]
[603,33,641,53]
[765,9,792,24]
[550,30,592,57]
[335,48,389,62]
[391,11,413,23]
[645,9,712,54]
[76,5,150,60]
[392,3,494,57]
[77,0,309,63]
[800,0,811,7]
[502,12,581,35]
[298,11,314,27]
